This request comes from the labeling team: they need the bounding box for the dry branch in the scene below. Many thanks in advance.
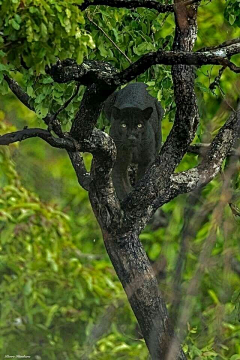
[78,0,199,12]
[47,46,240,91]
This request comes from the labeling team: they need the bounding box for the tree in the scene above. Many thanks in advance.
[0,0,240,359]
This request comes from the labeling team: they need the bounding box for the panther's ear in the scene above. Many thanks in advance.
[112,106,122,120]
[143,107,153,120]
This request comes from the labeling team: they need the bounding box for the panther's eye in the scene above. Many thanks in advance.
[137,123,143,128]
[121,123,127,128]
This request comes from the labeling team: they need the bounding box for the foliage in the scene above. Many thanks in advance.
[0,0,94,70]
[224,0,240,26]
[0,119,149,359]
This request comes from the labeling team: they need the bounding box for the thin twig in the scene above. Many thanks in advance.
[52,83,81,121]
[48,83,81,132]
[87,13,132,64]
[209,66,226,91]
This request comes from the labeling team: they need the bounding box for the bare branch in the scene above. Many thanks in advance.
[0,127,74,149]
[116,48,240,85]
[68,151,92,191]
[78,0,174,12]
[78,0,199,12]
[0,124,118,202]
[209,66,226,91]
[48,45,240,88]
[46,59,118,85]
[198,37,240,54]
[4,75,34,111]
[4,75,64,137]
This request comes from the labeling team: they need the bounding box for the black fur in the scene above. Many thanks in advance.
[104,83,164,200]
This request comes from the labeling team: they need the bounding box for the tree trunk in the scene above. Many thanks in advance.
[101,229,186,360]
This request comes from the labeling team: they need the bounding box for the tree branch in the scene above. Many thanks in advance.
[78,0,199,12]
[87,130,122,232]
[162,102,240,205]
[0,123,120,209]
[134,105,239,222]
[68,151,92,191]
[3,70,118,199]
[46,59,118,85]
[4,75,63,137]
[78,0,174,12]
[121,0,200,235]
[209,66,226,91]
[70,83,116,141]
[4,75,34,111]
[47,60,119,143]
[198,37,240,53]
[188,142,240,157]
[48,45,240,88]
[188,143,210,155]
[0,125,113,156]
[3,74,96,191]
[0,127,72,149]
[116,48,240,84]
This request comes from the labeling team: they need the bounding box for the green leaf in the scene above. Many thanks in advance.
[76,48,84,64]
[24,280,33,296]
[196,82,212,94]
[10,19,20,30]
[45,305,59,328]
[0,63,8,71]
[99,43,109,57]
[229,14,236,25]
[27,86,35,98]
[66,8,71,19]
[35,104,49,118]
[14,14,22,24]
[208,289,220,305]
[232,289,240,303]
[42,77,54,84]
[230,355,240,360]
[41,23,48,38]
